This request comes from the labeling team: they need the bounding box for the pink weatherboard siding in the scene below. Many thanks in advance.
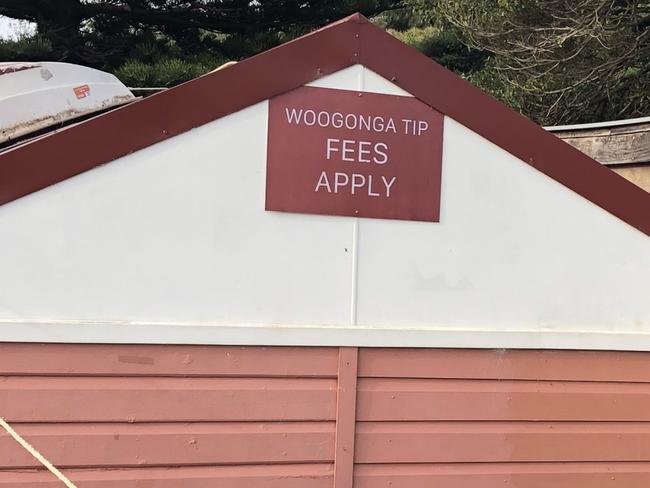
[3,345,650,486]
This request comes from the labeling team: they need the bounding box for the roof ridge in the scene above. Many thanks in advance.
[1,14,648,236]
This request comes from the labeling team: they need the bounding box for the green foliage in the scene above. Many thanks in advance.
[116,57,216,87]
[0,0,397,88]
[0,34,52,61]
[406,0,650,125]
[388,0,650,124]
[391,26,487,75]
[1,0,648,124]
[391,26,441,53]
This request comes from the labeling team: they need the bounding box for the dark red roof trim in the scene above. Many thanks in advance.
[1,14,649,236]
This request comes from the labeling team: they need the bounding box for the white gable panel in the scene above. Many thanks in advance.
[356,116,650,331]
[308,64,412,96]
[0,101,353,325]
[0,65,649,348]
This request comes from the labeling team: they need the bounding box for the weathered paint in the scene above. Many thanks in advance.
[0,344,335,486]
[0,62,135,145]
[549,117,650,192]
[0,343,338,376]
[0,464,334,488]
[549,118,650,166]
[0,63,39,76]
[354,463,650,488]
[0,377,336,422]
[3,344,650,486]
[356,378,650,421]
[356,422,650,462]
[1,423,335,469]
[357,347,650,381]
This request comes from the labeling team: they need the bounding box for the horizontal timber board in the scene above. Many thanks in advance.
[0,377,336,422]
[0,422,334,469]
[354,463,650,488]
[0,344,338,377]
[555,122,650,166]
[357,378,650,421]
[355,421,650,463]
[0,464,333,487]
[358,348,650,382]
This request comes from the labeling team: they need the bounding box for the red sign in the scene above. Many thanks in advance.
[266,86,444,222]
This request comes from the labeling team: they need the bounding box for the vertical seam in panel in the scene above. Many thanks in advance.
[349,64,364,326]
[350,219,359,326]
[334,347,359,488]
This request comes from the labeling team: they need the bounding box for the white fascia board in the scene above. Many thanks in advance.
[3,320,650,352]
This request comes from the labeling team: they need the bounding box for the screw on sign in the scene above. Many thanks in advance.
[265,86,444,222]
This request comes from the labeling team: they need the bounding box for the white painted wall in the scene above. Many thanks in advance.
[356,116,650,331]
[0,100,354,326]
[0,65,648,349]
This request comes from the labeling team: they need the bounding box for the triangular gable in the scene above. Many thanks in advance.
[0,13,649,236]
[0,63,648,348]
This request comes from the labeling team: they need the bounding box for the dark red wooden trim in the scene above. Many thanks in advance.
[355,20,650,236]
[0,16,359,207]
[1,13,648,236]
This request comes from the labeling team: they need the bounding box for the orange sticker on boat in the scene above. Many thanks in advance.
[73,85,90,99]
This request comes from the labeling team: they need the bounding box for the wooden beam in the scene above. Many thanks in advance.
[334,347,359,488]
